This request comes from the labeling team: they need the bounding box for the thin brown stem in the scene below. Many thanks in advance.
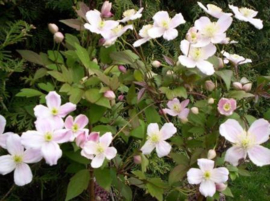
[88,167,95,201]
[0,185,15,201]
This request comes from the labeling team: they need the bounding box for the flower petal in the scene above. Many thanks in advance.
[83,141,97,155]
[225,146,246,166]
[178,56,196,68]
[105,147,117,160]
[86,10,101,26]
[247,145,270,167]
[217,16,233,33]
[21,131,44,149]
[153,11,170,25]
[203,43,217,58]
[0,155,16,175]
[180,99,190,109]
[196,61,215,75]
[195,16,211,31]
[0,115,6,134]
[141,140,155,155]
[156,141,172,157]
[148,27,165,39]
[23,149,43,163]
[46,91,61,109]
[197,159,214,171]
[34,105,50,119]
[249,18,263,30]
[170,13,185,28]
[187,168,203,184]
[0,132,15,149]
[14,163,33,186]
[53,129,71,143]
[74,114,89,129]
[211,167,229,183]
[160,123,177,140]
[35,119,54,133]
[178,108,190,119]
[147,123,160,137]
[64,115,74,129]
[91,154,105,168]
[163,29,178,41]
[133,38,150,47]
[41,142,62,166]
[199,180,216,197]
[59,103,76,117]
[167,98,180,109]
[248,119,270,144]
[100,132,113,147]
[6,134,24,155]
[219,119,244,143]
[81,149,94,159]
[180,40,190,56]
[163,109,178,116]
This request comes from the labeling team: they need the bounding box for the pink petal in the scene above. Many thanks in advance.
[88,132,100,142]
[197,159,214,171]
[170,13,185,28]
[180,99,190,109]
[53,129,71,143]
[34,105,50,118]
[147,123,160,136]
[160,123,177,140]
[141,140,155,155]
[14,163,33,186]
[148,27,165,39]
[199,180,216,197]
[41,142,62,166]
[247,145,270,167]
[59,103,76,117]
[105,147,117,160]
[0,132,15,149]
[21,131,44,149]
[91,154,105,168]
[35,119,54,133]
[167,98,180,109]
[225,146,246,166]
[51,116,65,129]
[99,132,113,147]
[6,134,24,155]
[163,109,178,117]
[248,119,270,144]
[217,16,233,33]
[178,108,190,119]
[156,140,171,157]
[76,132,87,148]
[178,56,196,68]
[46,91,61,109]
[64,115,74,129]
[0,115,6,134]
[23,149,43,163]
[196,61,215,75]
[195,16,211,31]
[219,119,244,143]
[0,155,16,175]
[211,167,229,183]
[163,29,178,41]
[187,168,203,184]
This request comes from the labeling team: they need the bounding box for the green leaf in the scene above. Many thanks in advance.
[65,169,90,201]
[48,50,64,63]
[34,68,47,80]
[38,83,54,92]
[65,34,80,48]
[88,104,107,124]
[92,125,115,134]
[94,168,112,191]
[146,178,166,201]
[16,88,43,97]
[141,154,149,173]
[215,70,233,91]
[169,164,189,185]
[228,90,254,100]
[69,88,84,104]
[47,71,66,82]
[64,151,89,165]
[144,106,161,124]
[110,50,139,65]
[170,152,189,166]
[130,121,145,139]
[60,83,71,93]
[100,45,116,64]
[17,50,43,66]
[222,187,234,197]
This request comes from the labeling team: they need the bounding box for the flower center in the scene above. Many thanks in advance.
[161,20,170,29]
[96,144,105,154]
[44,132,53,142]
[123,9,136,17]
[203,23,218,37]
[208,4,222,12]
[190,48,204,61]
[149,133,161,144]
[99,20,105,28]
[72,124,79,132]
[51,108,59,116]
[13,155,23,164]
[204,171,211,180]
[239,7,254,18]
[223,103,231,111]
[173,104,181,113]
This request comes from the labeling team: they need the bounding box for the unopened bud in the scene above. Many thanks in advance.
[207,149,216,160]
[118,65,127,73]
[218,58,224,68]
[152,60,161,68]
[48,23,59,34]
[191,107,199,114]
[99,38,106,46]
[117,94,124,101]
[101,1,113,18]
[208,98,215,104]
[134,155,142,164]
[243,83,252,92]
[180,118,188,124]
[216,183,227,192]
[205,80,215,91]
[104,90,115,100]
[54,32,64,43]
[233,82,243,90]
[96,196,102,201]
[166,70,174,75]
[92,58,98,64]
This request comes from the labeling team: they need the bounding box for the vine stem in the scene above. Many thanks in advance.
[88,166,95,201]
[0,185,15,201]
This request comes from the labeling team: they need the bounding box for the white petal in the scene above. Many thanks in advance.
[81,149,94,160]
[0,155,16,175]
[53,129,71,143]
[211,33,226,44]
[6,134,24,155]
[187,168,203,184]
[23,149,43,163]
[248,119,270,144]
[170,13,185,28]
[199,180,216,197]
[91,154,105,168]
[249,18,263,30]
[153,11,170,25]
[197,159,214,171]
[21,131,44,149]
[83,141,97,155]
[160,123,177,140]
[148,27,165,39]
[100,132,113,147]
[203,43,217,58]
[180,39,190,56]
[0,132,15,149]
[46,91,61,109]
[147,123,160,137]
[34,105,50,118]
[196,61,215,75]
[228,5,248,21]
[14,163,33,186]
[133,38,150,47]
[41,142,62,166]
[195,16,211,31]
[0,114,6,134]
[178,56,196,68]
[219,119,244,143]
[247,145,270,167]
[156,141,171,157]
[163,29,178,41]
[141,140,155,155]
[211,167,229,183]
[105,147,117,160]
[225,146,246,166]
[86,10,102,25]
[217,16,233,33]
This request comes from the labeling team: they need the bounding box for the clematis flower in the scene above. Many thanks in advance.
[84,10,119,37]
[194,16,232,47]
[34,91,76,129]
[64,115,89,141]
[197,2,232,19]
[141,123,177,157]
[229,5,263,29]
[148,11,186,41]
[186,27,201,44]
[101,1,113,18]
[76,131,99,148]
[82,132,117,168]
[222,51,252,66]
[178,39,217,75]
[0,115,16,149]
[217,98,237,116]
[21,119,70,166]
[220,119,270,166]
[163,98,190,120]
[133,24,153,47]
[187,159,229,197]
[0,134,42,186]
[119,8,144,23]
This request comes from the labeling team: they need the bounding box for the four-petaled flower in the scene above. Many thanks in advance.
[163,98,190,120]
[133,24,153,47]
[65,114,89,141]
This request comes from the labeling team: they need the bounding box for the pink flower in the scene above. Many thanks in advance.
[217,98,237,116]
[0,115,16,149]
[101,1,113,18]
[219,119,270,166]
[34,91,76,129]
[0,135,42,186]
[141,123,177,157]
[21,119,70,166]
[64,115,89,141]
[76,131,99,148]
[82,132,117,168]
[187,159,229,197]
[163,98,190,120]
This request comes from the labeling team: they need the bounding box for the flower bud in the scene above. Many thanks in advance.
[104,90,115,100]
[92,58,98,64]
[233,82,243,90]
[118,65,127,73]
[207,149,216,160]
[205,80,215,91]
[101,1,113,18]
[243,83,252,92]
[216,183,227,192]
[96,196,102,201]
[152,60,161,68]
[134,155,142,164]
[117,94,124,101]
[99,38,106,46]
[218,57,224,68]
[208,98,215,104]
[54,32,64,43]
[180,118,188,124]
[166,70,174,75]
[48,23,59,34]
[191,107,199,114]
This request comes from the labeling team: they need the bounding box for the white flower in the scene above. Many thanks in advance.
[0,115,16,149]
[119,8,144,23]
[229,5,263,29]
[0,135,42,186]
[178,39,217,75]
[163,98,190,120]
[148,11,186,41]
[133,24,153,47]
[187,159,229,197]
[222,51,252,66]
[197,2,232,18]
[141,123,177,157]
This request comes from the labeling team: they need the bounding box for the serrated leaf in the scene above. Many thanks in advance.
[17,50,43,65]
[47,71,66,82]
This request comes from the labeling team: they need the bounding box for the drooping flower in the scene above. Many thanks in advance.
[187,159,229,197]
[84,10,119,37]
[101,1,113,18]
[64,115,89,141]
[222,51,252,66]
[0,115,16,149]
[219,119,270,166]
[163,98,190,120]
[148,11,186,41]
[119,8,144,23]
[194,16,232,47]
[102,25,133,46]
[178,39,217,75]
[197,2,232,19]
[229,5,263,29]
[82,132,117,168]
[133,24,153,47]
[141,123,177,157]
[34,91,76,129]
[21,119,70,166]
[0,134,42,186]
[217,98,237,116]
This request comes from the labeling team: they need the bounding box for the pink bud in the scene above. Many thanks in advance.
[104,90,115,100]
[216,183,227,192]
[134,155,142,164]
[48,23,59,34]
[101,1,113,18]
[118,65,127,73]
[152,60,161,68]
[207,149,216,160]
[54,32,64,43]
[243,83,252,92]
[99,38,106,46]
[205,80,215,91]
[191,107,199,114]
[233,82,243,90]
[218,57,224,68]
[117,95,124,101]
